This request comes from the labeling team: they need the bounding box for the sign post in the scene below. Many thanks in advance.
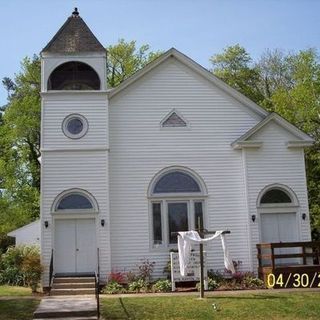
[170,251,208,291]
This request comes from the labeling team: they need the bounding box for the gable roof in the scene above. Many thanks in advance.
[108,48,268,118]
[231,112,314,149]
[108,47,313,148]
[42,8,105,54]
[7,220,40,237]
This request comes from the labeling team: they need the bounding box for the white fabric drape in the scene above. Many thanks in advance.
[177,230,235,276]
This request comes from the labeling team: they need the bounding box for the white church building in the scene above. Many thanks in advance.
[40,9,314,288]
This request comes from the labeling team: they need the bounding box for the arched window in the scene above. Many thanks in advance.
[260,189,292,204]
[53,189,98,213]
[48,61,100,90]
[153,171,201,194]
[57,194,93,210]
[149,168,206,247]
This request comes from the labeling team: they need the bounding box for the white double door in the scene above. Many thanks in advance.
[260,212,300,265]
[55,219,97,274]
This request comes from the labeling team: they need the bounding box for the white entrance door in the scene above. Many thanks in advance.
[260,212,299,265]
[55,219,96,274]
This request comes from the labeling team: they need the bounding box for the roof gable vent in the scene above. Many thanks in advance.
[161,109,187,128]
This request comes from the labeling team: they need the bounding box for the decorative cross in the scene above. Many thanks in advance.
[172,219,231,299]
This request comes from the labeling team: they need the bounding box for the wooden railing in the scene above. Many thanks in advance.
[95,248,100,319]
[256,241,320,288]
[257,241,320,269]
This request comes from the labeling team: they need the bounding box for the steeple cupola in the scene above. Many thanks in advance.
[40,8,106,92]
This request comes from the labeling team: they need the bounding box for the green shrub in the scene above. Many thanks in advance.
[196,277,219,291]
[128,279,148,293]
[0,235,15,254]
[243,274,265,288]
[208,278,219,290]
[21,252,44,292]
[0,245,43,291]
[103,281,125,294]
[207,270,224,283]
[153,279,171,293]
[0,266,24,286]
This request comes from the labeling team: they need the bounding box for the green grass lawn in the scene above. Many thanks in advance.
[0,299,39,320]
[0,285,32,296]
[101,291,320,320]
[0,286,39,320]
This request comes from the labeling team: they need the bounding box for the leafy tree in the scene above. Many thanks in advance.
[0,55,41,243]
[210,44,264,104]
[107,39,162,87]
[255,49,294,110]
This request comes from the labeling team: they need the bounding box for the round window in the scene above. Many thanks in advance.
[62,114,88,139]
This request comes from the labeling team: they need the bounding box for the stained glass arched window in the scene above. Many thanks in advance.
[53,189,98,212]
[153,171,201,194]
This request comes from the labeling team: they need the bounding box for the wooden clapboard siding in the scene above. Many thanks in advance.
[245,121,311,273]
[41,150,110,284]
[109,57,262,277]
[41,91,110,285]
[41,92,108,149]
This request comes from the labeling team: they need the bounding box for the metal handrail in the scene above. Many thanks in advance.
[49,249,54,290]
[95,248,100,319]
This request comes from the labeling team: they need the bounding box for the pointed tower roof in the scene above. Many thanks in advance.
[42,8,105,54]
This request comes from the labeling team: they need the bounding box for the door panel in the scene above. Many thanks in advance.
[76,219,97,272]
[55,220,76,273]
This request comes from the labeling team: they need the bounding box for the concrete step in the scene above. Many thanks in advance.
[33,297,97,319]
[52,282,95,289]
[53,277,95,284]
[50,288,96,296]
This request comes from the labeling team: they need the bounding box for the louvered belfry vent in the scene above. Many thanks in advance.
[162,112,187,127]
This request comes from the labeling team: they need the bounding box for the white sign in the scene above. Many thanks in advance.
[170,252,208,291]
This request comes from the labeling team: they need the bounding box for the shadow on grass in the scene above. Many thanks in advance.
[207,294,287,301]
[119,297,134,320]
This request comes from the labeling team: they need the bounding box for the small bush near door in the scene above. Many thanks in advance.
[0,245,44,292]
[152,279,172,292]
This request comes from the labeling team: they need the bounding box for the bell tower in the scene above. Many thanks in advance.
[40,8,110,288]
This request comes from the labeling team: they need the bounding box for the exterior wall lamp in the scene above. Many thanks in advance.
[101,219,105,227]
[44,221,49,228]
[302,213,306,220]
[251,215,256,223]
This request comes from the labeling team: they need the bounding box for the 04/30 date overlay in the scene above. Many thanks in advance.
[267,272,320,288]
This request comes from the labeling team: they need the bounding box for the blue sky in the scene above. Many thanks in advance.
[0,0,319,105]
